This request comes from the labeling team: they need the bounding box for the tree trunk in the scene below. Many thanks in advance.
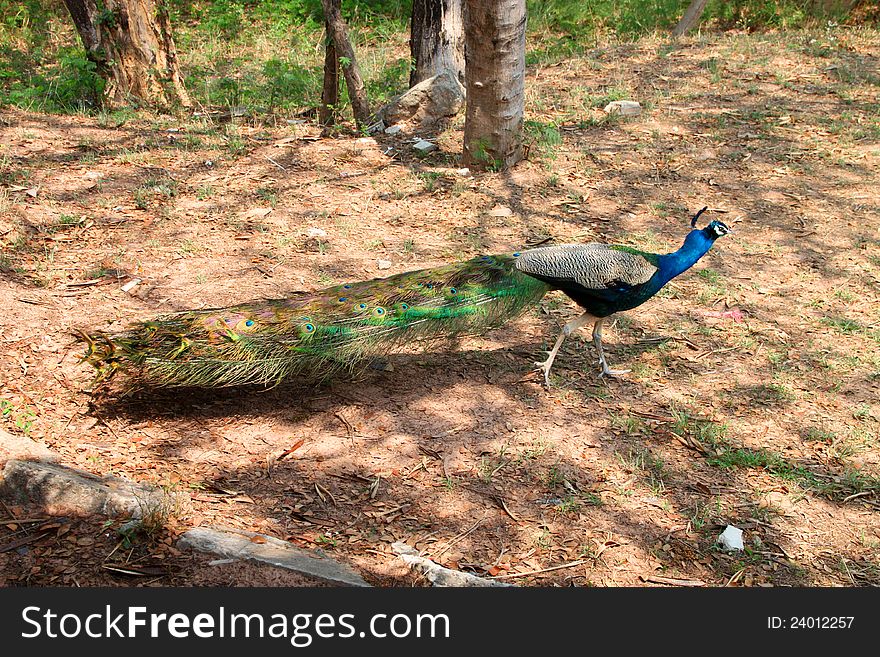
[321,0,371,130]
[410,0,465,87]
[672,0,710,37]
[319,22,340,132]
[462,0,526,171]
[62,0,190,109]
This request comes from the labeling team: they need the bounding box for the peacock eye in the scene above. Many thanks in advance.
[343,284,352,289]
[338,297,348,302]
[400,303,409,310]
[513,252,521,257]
[426,283,433,289]
[373,307,385,317]
[245,319,254,327]
[303,323,315,333]
[358,303,367,310]
[449,287,457,294]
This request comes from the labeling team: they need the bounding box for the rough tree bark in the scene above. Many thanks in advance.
[321,0,371,129]
[462,0,526,170]
[410,0,465,87]
[672,0,710,37]
[319,21,339,131]
[62,0,190,109]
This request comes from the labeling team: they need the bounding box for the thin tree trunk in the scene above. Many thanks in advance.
[319,22,339,131]
[62,0,190,109]
[462,0,526,170]
[321,0,371,129]
[410,0,465,87]
[672,0,710,37]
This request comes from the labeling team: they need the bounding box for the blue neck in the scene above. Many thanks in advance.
[655,229,717,285]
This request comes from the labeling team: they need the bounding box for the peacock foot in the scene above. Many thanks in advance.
[598,362,630,378]
[533,353,556,386]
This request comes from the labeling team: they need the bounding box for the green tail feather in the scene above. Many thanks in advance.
[79,254,550,388]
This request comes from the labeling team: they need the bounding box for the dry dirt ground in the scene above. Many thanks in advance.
[1,30,879,587]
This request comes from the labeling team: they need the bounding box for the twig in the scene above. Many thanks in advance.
[264,155,286,170]
[0,531,51,553]
[431,514,486,558]
[841,491,873,504]
[495,496,520,522]
[642,575,706,587]
[334,412,354,437]
[491,559,589,580]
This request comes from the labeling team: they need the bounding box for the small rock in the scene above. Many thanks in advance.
[393,543,513,587]
[243,207,272,219]
[377,70,465,128]
[384,124,402,135]
[718,525,744,552]
[377,259,392,270]
[603,100,642,117]
[306,227,328,238]
[0,460,188,519]
[413,139,437,153]
[455,167,471,177]
[179,527,369,587]
[0,429,58,465]
[120,278,141,293]
[356,137,377,146]
[489,205,513,217]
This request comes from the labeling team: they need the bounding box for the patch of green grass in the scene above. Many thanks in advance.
[1,399,36,434]
[418,171,443,193]
[803,426,836,444]
[609,412,643,435]
[134,176,179,209]
[821,315,865,335]
[544,465,565,488]
[524,119,563,160]
[671,407,728,447]
[618,446,666,492]
[255,186,278,206]
[742,382,796,405]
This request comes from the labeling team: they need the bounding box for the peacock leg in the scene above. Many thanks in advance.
[593,317,630,377]
[535,312,593,386]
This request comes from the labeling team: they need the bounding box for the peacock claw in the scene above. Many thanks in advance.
[533,358,554,386]
[599,367,630,378]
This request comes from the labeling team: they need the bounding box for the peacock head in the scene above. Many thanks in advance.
[689,207,730,241]
[705,220,731,239]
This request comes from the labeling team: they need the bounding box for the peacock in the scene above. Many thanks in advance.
[79,208,729,389]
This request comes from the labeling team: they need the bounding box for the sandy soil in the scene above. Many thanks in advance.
[1,30,878,587]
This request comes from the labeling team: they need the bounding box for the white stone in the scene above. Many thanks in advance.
[306,227,328,238]
[604,100,642,117]
[393,543,513,587]
[384,124,402,135]
[179,527,370,587]
[377,259,392,270]
[413,139,437,153]
[718,525,744,552]
[489,205,513,217]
